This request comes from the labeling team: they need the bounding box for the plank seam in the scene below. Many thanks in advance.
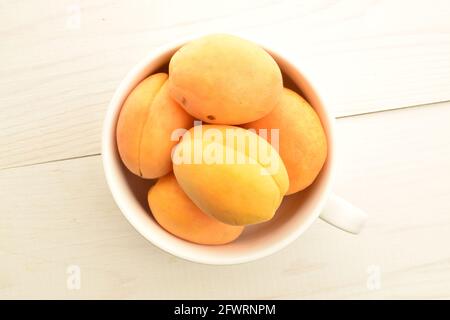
[2,99,449,171]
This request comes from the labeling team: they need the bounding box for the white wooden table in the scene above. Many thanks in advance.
[1,0,450,299]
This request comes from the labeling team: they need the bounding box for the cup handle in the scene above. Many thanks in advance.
[319,194,368,234]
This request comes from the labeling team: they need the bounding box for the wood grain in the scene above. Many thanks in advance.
[1,101,449,299]
[1,0,450,169]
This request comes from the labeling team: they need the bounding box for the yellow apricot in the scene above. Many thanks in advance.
[172,125,289,225]
[116,73,194,179]
[148,174,244,245]
[168,34,283,125]
[243,88,327,194]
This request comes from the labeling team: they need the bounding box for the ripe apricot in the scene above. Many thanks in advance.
[243,88,327,194]
[172,125,289,225]
[168,34,283,125]
[116,73,194,179]
[148,174,244,245]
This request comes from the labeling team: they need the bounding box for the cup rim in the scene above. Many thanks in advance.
[101,34,336,265]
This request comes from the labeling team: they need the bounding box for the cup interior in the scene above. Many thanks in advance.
[102,40,335,265]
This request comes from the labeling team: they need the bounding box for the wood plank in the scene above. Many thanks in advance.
[1,0,450,169]
[1,102,450,299]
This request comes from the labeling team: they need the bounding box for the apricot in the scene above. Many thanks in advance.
[172,125,289,225]
[116,73,194,179]
[148,174,244,245]
[168,34,283,125]
[243,88,327,194]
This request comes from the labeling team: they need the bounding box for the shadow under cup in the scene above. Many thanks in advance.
[105,44,334,264]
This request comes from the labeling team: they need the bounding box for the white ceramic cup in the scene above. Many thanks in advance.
[102,35,368,265]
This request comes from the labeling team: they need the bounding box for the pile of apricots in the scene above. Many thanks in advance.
[116,34,327,245]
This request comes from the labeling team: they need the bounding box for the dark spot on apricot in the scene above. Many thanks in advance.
[181,97,187,106]
[207,115,215,121]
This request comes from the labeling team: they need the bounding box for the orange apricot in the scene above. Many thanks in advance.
[148,174,244,245]
[172,125,289,225]
[168,34,283,125]
[116,73,194,179]
[243,88,327,194]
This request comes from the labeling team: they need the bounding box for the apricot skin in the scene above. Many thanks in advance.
[243,88,328,194]
[168,34,283,125]
[116,73,194,179]
[172,125,289,225]
[148,174,244,245]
